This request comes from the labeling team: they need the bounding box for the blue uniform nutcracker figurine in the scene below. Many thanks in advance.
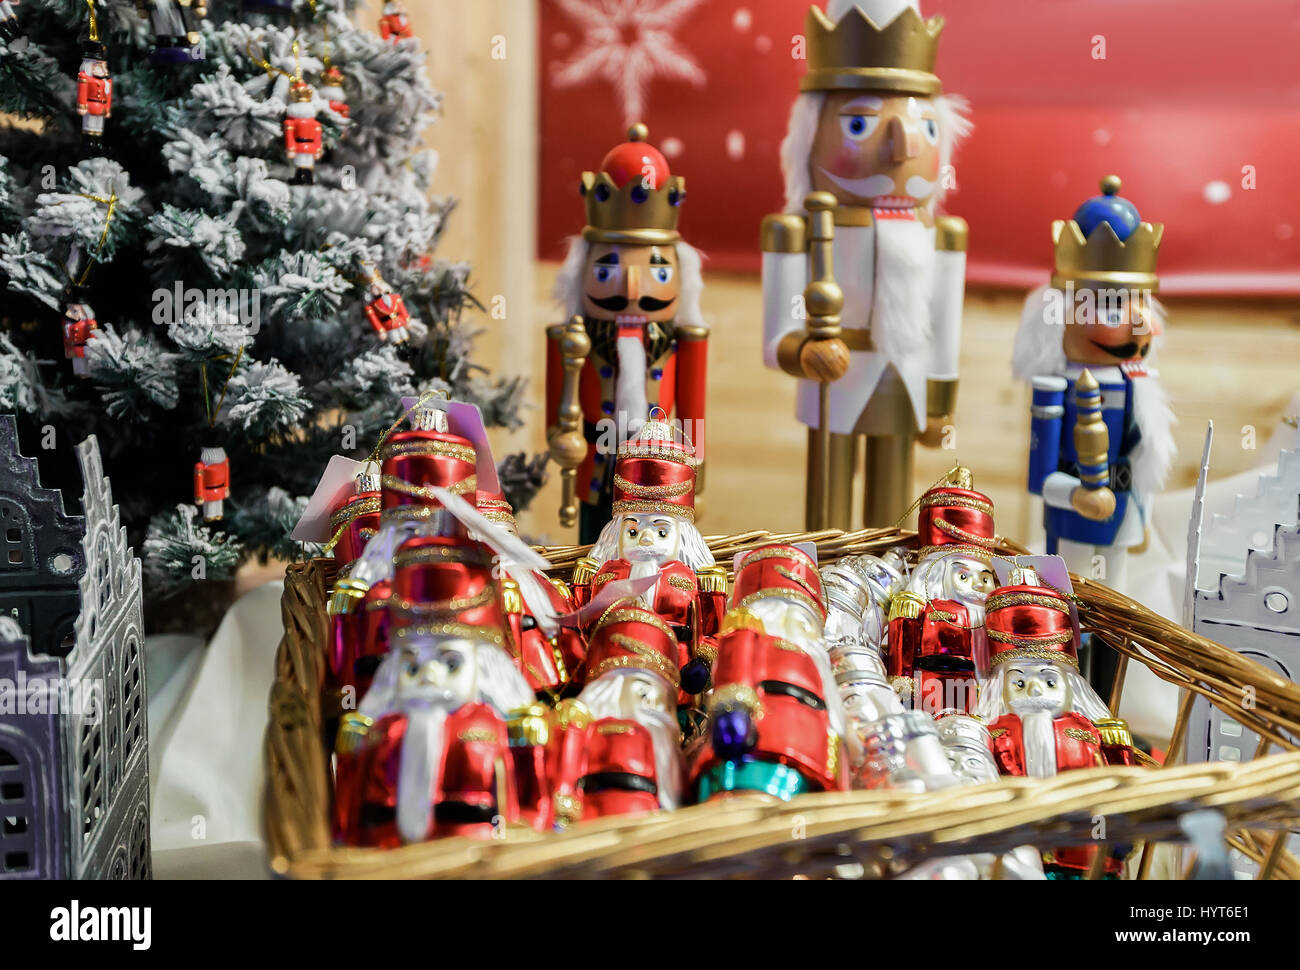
[1013,176,1176,601]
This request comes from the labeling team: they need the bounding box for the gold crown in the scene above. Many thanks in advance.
[581,124,684,246]
[801,4,945,95]
[1052,177,1163,291]
[290,80,314,103]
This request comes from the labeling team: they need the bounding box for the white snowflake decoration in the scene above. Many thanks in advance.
[551,0,707,126]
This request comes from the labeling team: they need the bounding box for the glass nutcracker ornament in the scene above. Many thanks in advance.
[283,79,323,186]
[138,0,205,65]
[61,300,98,378]
[379,0,414,42]
[193,429,230,522]
[549,606,685,827]
[77,40,112,149]
[363,267,411,344]
[762,0,973,530]
[572,415,726,704]
[319,64,349,120]
[1015,176,1173,606]
[547,124,709,544]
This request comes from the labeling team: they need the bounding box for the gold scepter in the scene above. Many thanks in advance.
[788,192,849,530]
[549,315,591,529]
[1072,368,1116,521]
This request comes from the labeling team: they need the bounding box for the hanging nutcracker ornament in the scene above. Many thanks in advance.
[319,64,348,120]
[61,300,98,378]
[1015,175,1173,599]
[77,33,112,152]
[547,123,709,544]
[362,264,411,344]
[283,78,323,186]
[194,430,230,522]
[137,0,205,65]
[763,0,973,530]
[379,0,413,43]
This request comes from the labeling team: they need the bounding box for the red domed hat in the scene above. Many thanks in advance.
[585,604,681,692]
[729,544,826,621]
[985,574,1078,668]
[379,404,479,524]
[611,415,698,522]
[581,123,685,245]
[917,467,994,561]
[389,535,506,648]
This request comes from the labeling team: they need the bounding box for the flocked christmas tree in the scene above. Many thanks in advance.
[0,0,545,614]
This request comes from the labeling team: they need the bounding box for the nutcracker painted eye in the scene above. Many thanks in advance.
[921,118,939,144]
[627,527,638,539]
[657,527,668,538]
[1014,678,1025,690]
[840,114,879,141]
[594,265,613,284]
[444,653,462,672]
[652,266,673,285]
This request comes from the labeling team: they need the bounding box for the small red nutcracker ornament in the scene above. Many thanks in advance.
[886,468,995,714]
[570,416,726,702]
[378,0,413,43]
[61,301,98,377]
[974,567,1141,876]
[549,606,685,826]
[77,40,112,146]
[547,123,709,544]
[363,267,411,344]
[319,64,348,119]
[193,431,230,522]
[332,538,536,846]
[283,79,322,185]
[690,544,851,800]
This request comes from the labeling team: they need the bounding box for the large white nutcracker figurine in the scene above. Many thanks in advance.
[1015,176,1175,596]
[763,0,972,530]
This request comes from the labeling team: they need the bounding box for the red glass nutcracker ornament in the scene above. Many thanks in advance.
[378,1,413,43]
[763,0,973,530]
[363,267,411,344]
[283,79,322,186]
[974,567,1141,876]
[549,606,685,827]
[547,123,709,544]
[570,416,726,702]
[61,301,98,377]
[319,64,348,119]
[77,40,112,147]
[193,431,230,522]
[886,468,995,714]
[690,544,851,800]
[332,537,536,847]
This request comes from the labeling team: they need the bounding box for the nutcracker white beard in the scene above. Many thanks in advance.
[397,705,449,842]
[870,218,936,376]
[577,671,684,810]
[1019,709,1059,779]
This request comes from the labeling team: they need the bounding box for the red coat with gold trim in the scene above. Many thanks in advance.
[887,598,981,713]
[379,13,413,41]
[502,575,585,695]
[545,319,707,511]
[689,629,848,793]
[78,72,112,116]
[333,702,518,847]
[552,717,666,823]
[329,579,391,703]
[283,115,322,157]
[193,456,230,505]
[365,292,410,337]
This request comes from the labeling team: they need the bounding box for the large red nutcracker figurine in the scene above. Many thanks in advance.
[690,545,851,800]
[547,124,709,544]
[61,301,98,377]
[283,79,323,186]
[762,0,973,529]
[193,432,230,522]
[974,567,1141,877]
[77,41,112,147]
[332,536,536,847]
[549,606,685,826]
[571,416,726,702]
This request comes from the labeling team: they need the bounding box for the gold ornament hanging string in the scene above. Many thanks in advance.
[247,36,303,84]
[64,190,119,287]
[200,346,246,429]
[83,0,99,42]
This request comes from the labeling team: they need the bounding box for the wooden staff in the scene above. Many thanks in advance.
[801,192,848,530]
[549,315,591,528]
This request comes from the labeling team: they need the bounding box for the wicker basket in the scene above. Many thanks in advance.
[264,529,1300,879]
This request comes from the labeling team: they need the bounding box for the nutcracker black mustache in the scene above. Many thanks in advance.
[586,294,676,313]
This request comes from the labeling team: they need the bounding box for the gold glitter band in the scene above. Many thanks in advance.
[592,632,680,687]
[382,474,478,502]
[393,621,504,646]
[986,591,1070,614]
[616,444,699,467]
[393,543,493,568]
[329,495,381,529]
[917,543,992,563]
[988,629,1074,648]
[738,587,825,619]
[667,574,696,593]
[594,606,676,642]
[775,564,820,600]
[921,492,994,516]
[738,545,818,574]
[693,641,717,665]
[933,516,994,547]
[614,472,694,499]
[458,728,498,743]
[988,646,1079,668]
[388,587,496,617]
[1064,727,1098,743]
[380,504,445,525]
[611,499,695,522]
[710,683,762,717]
[381,439,478,464]
[988,727,1007,740]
